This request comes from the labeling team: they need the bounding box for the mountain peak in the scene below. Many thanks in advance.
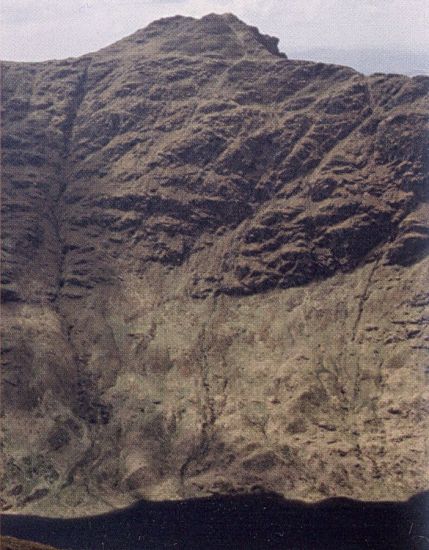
[107,13,286,60]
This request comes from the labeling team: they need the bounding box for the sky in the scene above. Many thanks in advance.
[1,0,428,74]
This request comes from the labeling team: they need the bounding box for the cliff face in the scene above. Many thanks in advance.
[1,14,428,517]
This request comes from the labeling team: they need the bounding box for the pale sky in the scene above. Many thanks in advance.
[1,0,428,67]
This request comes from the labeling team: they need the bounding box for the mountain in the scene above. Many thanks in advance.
[1,13,428,517]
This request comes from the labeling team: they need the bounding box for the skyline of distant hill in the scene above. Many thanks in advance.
[287,47,428,76]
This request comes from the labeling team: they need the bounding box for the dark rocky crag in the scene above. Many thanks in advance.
[1,14,428,517]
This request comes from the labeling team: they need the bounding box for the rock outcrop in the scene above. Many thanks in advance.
[1,14,428,517]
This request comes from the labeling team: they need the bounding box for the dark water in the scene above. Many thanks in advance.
[2,492,428,550]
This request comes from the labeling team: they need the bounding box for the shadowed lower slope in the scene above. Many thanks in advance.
[0,537,59,550]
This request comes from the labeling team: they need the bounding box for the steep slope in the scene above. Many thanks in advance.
[1,13,428,517]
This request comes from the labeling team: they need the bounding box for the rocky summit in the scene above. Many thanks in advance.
[1,14,428,517]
